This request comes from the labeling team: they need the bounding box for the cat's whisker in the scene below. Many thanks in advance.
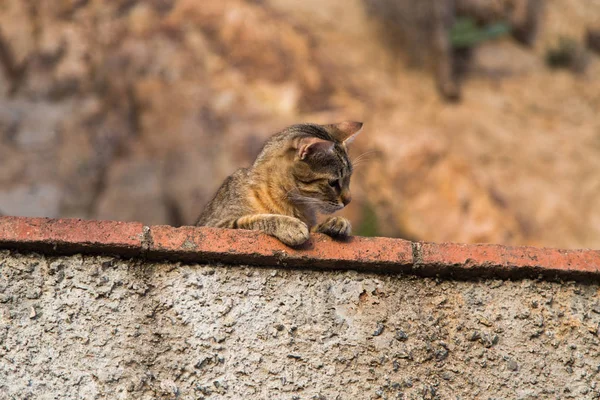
[293,198,324,205]
[351,160,371,169]
[352,150,377,163]
[196,120,362,245]
[352,157,374,167]
[282,188,298,200]
[352,150,377,168]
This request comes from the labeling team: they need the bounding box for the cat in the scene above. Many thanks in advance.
[195,122,362,246]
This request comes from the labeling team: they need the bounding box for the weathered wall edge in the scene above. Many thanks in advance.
[0,216,598,281]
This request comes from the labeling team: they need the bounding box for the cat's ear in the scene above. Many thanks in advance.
[331,121,363,145]
[297,137,335,160]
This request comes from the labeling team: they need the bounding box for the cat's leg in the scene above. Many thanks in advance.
[314,216,352,238]
[234,214,310,246]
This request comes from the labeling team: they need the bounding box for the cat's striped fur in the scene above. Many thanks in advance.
[196,122,362,246]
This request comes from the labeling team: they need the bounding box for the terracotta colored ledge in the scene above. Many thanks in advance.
[0,216,599,281]
[0,216,143,256]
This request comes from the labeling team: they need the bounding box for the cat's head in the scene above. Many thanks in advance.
[288,121,362,214]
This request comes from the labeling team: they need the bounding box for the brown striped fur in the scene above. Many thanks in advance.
[195,122,362,246]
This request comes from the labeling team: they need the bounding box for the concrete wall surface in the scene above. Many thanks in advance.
[1,250,600,399]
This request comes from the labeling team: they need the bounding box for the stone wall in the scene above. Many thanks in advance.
[1,250,599,399]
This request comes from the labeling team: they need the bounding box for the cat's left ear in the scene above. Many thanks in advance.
[331,121,363,145]
[296,136,335,160]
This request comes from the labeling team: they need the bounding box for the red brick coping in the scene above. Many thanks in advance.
[0,216,599,281]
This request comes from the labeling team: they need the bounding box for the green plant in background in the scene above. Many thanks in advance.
[450,17,512,49]
[355,201,380,237]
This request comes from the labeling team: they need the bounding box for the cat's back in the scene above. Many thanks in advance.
[195,167,251,227]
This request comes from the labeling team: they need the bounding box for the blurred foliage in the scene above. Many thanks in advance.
[546,36,579,67]
[545,36,588,72]
[450,17,511,49]
[355,201,380,237]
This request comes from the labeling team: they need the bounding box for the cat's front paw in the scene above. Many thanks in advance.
[315,216,351,238]
[275,218,310,246]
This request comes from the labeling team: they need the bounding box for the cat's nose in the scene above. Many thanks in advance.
[341,193,351,206]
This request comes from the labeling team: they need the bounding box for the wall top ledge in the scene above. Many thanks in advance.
[0,216,598,281]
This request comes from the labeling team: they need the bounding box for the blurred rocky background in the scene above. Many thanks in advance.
[0,0,599,249]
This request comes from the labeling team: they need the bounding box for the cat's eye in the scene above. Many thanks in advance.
[328,179,340,190]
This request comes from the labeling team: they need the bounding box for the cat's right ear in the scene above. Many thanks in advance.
[333,121,363,146]
[296,137,334,160]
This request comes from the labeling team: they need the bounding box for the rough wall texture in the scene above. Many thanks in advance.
[1,251,600,399]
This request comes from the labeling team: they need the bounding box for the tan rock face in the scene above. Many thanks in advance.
[0,0,335,225]
[363,131,524,244]
[1,0,599,248]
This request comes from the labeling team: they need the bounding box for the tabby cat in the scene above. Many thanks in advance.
[195,122,362,246]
